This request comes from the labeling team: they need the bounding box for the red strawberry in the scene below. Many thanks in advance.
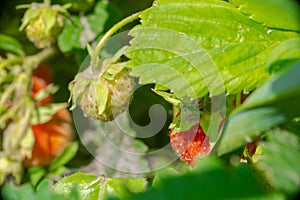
[170,122,210,165]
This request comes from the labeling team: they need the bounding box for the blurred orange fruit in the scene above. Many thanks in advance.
[24,109,74,167]
[23,64,74,167]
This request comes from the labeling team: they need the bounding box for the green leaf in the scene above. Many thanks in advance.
[152,89,181,106]
[1,179,75,200]
[0,34,24,56]
[58,1,109,52]
[130,157,280,200]
[25,166,47,188]
[30,103,67,125]
[126,0,299,98]
[49,142,79,172]
[256,129,300,195]
[52,172,146,200]
[1,184,35,200]
[267,38,300,73]
[151,167,181,188]
[229,0,300,31]
[217,61,300,155]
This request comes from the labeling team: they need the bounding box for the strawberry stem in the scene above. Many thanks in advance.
[235,92,241,107]
[91,11,142,68]
[24,47,56,70]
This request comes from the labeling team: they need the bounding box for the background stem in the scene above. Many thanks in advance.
[91,11,142,67]
[44,0,51,6]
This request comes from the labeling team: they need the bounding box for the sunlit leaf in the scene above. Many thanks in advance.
[229,0,300,31]
[267,38,300,73]
[52,172,146,200]
[126,0,300,97]
[1,179,79,200]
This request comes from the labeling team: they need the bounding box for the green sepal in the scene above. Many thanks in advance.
[30,103,67,125]
[94,78,109,116]
[41,8,57,34]
[19,7,41,31]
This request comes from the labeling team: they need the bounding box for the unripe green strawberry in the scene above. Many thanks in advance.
[19,3,68,49]
[69,62,135,121]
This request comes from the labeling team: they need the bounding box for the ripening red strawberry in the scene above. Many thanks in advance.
[170,122,210,165]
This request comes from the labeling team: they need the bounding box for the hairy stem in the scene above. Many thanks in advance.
[24,47,57,70]
[91,11,142,67]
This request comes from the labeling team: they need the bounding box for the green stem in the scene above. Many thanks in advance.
[0,57,23,70]
[24,47,56,70]
[0,84,15,107]
[91,11,142,67]
[235,92,241,107]
[24,47,57,102]
[44,0,51,6]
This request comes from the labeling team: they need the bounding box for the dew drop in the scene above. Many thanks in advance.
[244,136,252,143]
[243,90,250,94]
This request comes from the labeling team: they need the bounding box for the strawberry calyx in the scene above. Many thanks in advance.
[69,49,135,121]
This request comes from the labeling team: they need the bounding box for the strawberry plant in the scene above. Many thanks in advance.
[1,0,300,199]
